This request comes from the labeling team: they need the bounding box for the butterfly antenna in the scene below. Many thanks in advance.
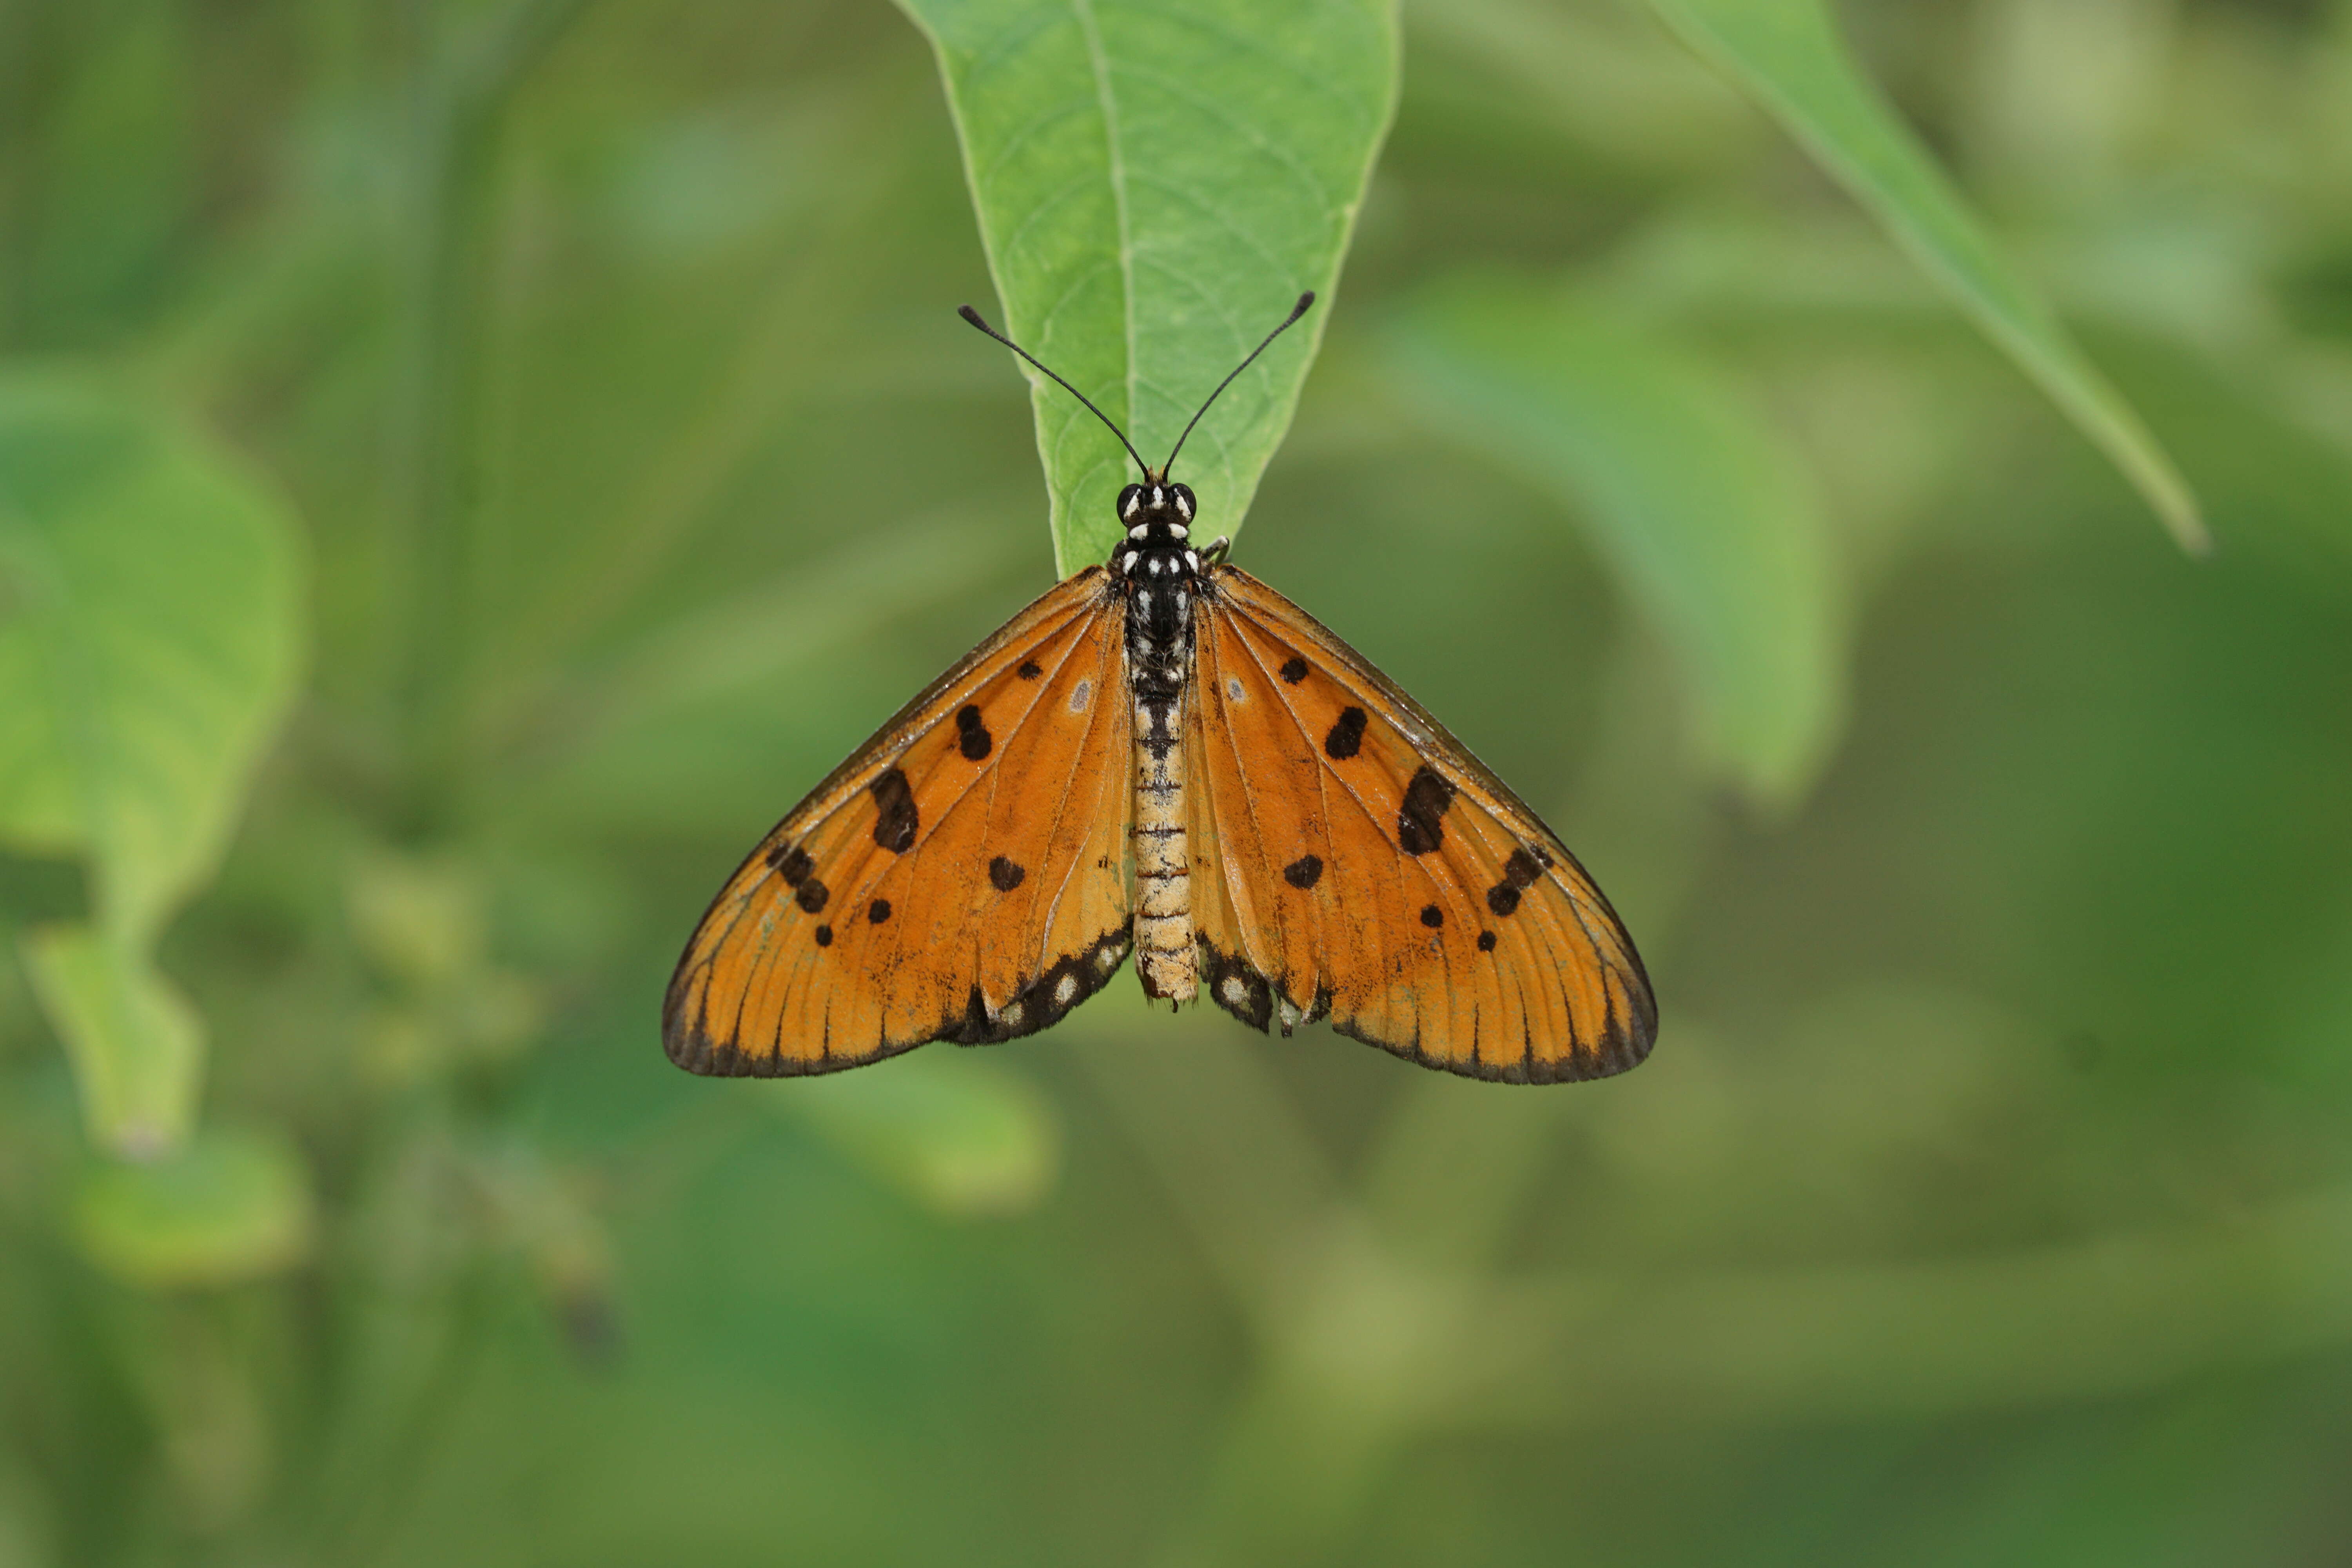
[958,305,1152,480]
[1161,291,1315,477]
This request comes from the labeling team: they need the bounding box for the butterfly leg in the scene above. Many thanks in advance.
[1199,536,1231,566]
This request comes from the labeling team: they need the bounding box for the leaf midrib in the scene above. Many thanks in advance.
[1069,0,1137,445]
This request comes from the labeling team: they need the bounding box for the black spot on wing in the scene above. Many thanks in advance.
[766,843,813,885]
[989,856,1026,892]
[1487,845,1547,916]
[795,877,828,913]
[868,898,891,924]
[956,704,993,761]
[1283,854,1323,889]
[1017,660,1043,680]
[1279,657,1308,684]
[1397,766,1455,855]
[1325,706,1367,760]
[1420,904,1443,928]
[813,924,833,947]
[871,768,918,852]
[1477,929,1497,952]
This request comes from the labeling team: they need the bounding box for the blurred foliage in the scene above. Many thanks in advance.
[0,0,2350,1565]
[0,376,302,1154]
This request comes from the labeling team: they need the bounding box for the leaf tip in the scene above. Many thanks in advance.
[2169,503,2214,559]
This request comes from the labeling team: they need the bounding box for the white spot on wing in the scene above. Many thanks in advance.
[1221,976,1247,1007]
[1069,678,1092,713]
[1055,973,1079,1005]
[1000,1001,1024,1029]
[1225,676,1245,703]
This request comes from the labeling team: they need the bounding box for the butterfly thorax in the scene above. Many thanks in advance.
[1112,477,1204,1004]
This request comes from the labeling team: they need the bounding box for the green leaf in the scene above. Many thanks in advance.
[1384,278,1842,804]
[73,1125,316,1290]
[1637,0,2207,553]
[20,929,203,1161]
[776,1053,1060,1218]
[895,0,1400,573]
[0,372,304,1155]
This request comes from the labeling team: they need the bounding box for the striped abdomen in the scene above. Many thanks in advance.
[1132,689,1195,1001]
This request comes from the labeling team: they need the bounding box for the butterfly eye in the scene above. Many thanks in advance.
[1171,484,1196,521]
[1117,485,1145,521]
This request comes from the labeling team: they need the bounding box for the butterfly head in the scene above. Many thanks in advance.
[1112,477,1201,591]
[1118,478,1197,536]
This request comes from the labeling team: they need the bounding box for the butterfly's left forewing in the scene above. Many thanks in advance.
[666,568,1136,1074]
[1187,566,1655,1082]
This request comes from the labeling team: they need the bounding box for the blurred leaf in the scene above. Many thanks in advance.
[0,1450,58,1568]
[470,1143,616,1358]
[895,0,1399,572]
[1384,278,1843,804]
[0,373,303,1153]
[73,1125,315,1290]
[345,851,548,1089]
[2087,328,2352,579]
[1407,0,1753,178]
[1474,1180,2352,1425]
[1639,0,2208,552]
[777,1052,1059,1218]
[347,851,486,994]
[20,928,201,1161]
[557,514,999,759]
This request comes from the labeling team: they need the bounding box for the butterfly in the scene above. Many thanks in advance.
[665,293,1656,1084]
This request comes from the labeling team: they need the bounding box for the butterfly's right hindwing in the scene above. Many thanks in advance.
[664,568,1136,1074]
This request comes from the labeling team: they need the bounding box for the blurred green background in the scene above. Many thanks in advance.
[6,0,2352,1563]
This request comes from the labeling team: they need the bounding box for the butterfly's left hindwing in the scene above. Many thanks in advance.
[664,568,1136,1074]
[1185,567,1656,1083]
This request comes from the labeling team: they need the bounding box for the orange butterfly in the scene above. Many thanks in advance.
[665,294,1655,1083]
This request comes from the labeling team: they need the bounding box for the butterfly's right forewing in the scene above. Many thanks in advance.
[665,568,1136,1074]
[1186,567,1655,1082]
